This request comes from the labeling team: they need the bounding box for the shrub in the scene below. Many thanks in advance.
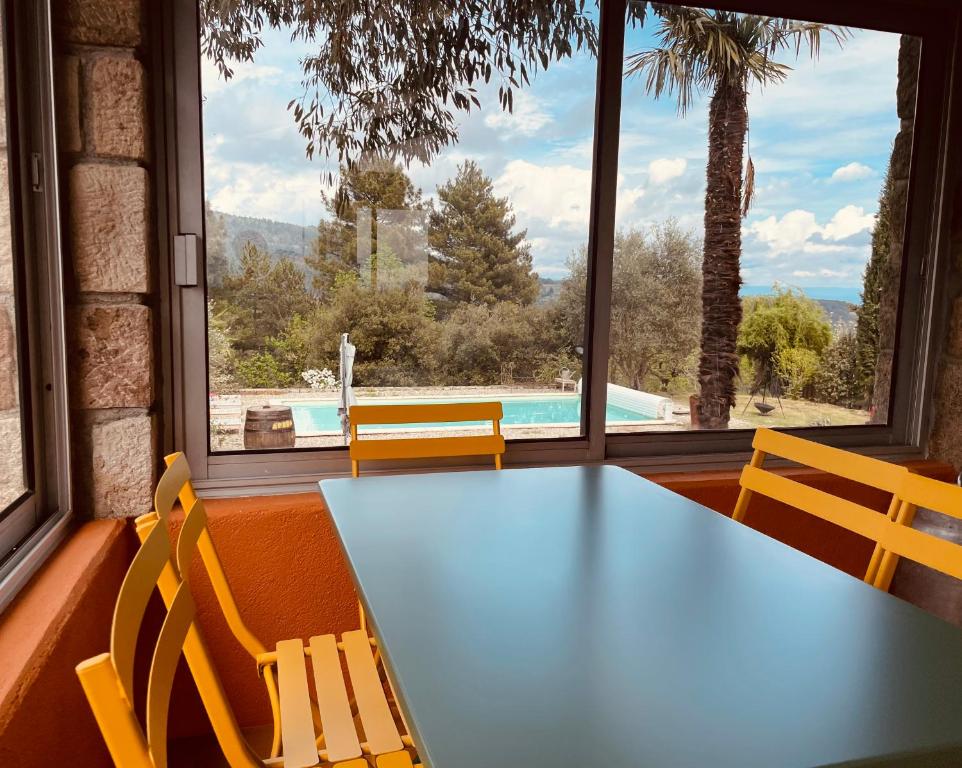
[775,347,820,399]
[235,352,293,389]
[813,332,862,408]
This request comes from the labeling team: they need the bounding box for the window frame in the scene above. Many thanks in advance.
[159,0,962,494]
[0,0,72,612]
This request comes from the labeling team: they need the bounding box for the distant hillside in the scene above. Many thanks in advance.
[538,277,563,304]
[218,212,317,271]
[816,299,858,334]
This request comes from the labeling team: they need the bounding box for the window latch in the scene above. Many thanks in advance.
[30,153,42,192]
[173,233,200,287]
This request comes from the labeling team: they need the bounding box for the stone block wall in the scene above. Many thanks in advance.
[871,36,919,421]
[55,0,157,518]
[0,34,25,507]
[929,245,962,472]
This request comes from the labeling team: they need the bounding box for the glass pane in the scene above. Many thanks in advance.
[200,4,596,450]
[609,6,916,433]
[0,9,27,506]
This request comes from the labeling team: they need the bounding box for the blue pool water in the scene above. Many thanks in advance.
[288,396,651,434]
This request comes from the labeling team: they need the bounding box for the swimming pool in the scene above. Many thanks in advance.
[287,395,653,435]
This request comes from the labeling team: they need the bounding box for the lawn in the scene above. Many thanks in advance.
[730,393,870,429]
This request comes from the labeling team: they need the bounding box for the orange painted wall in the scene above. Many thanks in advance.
[0,520,132,768]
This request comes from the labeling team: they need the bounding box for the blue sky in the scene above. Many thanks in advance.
[201,14,905,303]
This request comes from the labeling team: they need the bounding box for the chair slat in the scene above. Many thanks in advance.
[176,496,208,578]
[350,435,505,463]
[309,634,362,762]
[111,522,172,700]
[375,751,416,768]
[752,428,907,493]
[276,639,320,768]
[739,465,885,543]
[897,472,962,520]
[341,630,403,756]
[146,584,197,768]
[154,452,192,521]
[350,402,502,426]
[76,654,155,768]
[879,516,962,581]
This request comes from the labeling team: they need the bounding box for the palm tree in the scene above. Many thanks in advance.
[627,9,846,428]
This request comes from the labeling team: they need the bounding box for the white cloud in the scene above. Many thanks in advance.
[746,209,821,255]
[494,159,644,231]
[831,162,874,182]
[648,157,687,184]
[201,57,284,96]
[206,158,326,222]
[792,270,816,278]
[495,160,591,229]
[823,205,875,240]
[484,92,552,137]
[746,205,875,258]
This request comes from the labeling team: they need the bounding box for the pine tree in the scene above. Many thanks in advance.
[306,162,426,297]
[428,161,539,312]
[214,243,313,353]
[854,159,894,406]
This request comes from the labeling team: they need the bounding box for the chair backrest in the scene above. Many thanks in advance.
[873,472,962,590]
[156,452,284,759]
[348,401,506,477]
[76,457,263,768]
[733,427,909,585]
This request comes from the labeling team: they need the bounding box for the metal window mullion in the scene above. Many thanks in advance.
[582,0,626,462]
[168,0,211,478]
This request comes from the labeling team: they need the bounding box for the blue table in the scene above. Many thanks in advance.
[320,465,962,767]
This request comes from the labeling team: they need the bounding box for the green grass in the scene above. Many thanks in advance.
[732,393,870,429]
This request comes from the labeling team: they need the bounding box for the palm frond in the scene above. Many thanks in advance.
[625,46,695,114]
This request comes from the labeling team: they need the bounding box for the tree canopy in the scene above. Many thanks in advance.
[306,162,427,297]
[854,159,894,406]
[429,160,538,311]
[212,242,314,353]
[737,287,832,397]
[201,0,599,175]
[559,222,702,392]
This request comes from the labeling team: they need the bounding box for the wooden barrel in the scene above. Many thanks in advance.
[890,497,962,627]
[243,405,295,450]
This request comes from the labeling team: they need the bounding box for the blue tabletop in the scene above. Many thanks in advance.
[320,465,962,768]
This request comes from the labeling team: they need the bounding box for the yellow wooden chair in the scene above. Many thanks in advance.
[348,401,505,477]
[737,458,962,585]
[77,453,415,768]
[873,472,962,591]
[733,427,909,587]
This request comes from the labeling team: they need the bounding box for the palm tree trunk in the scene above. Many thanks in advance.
[697,82,747,429]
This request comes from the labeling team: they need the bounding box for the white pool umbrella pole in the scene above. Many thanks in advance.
[338,333,357,445]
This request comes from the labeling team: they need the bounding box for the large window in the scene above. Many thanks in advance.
[199,6,597,451]
[608,8,917,435]
[0,0,71,608]
[165,0,958,488]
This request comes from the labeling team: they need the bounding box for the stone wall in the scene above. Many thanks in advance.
[0,26,25,508]
[871,36,919,422]
[929,216,962,472]
[55,0,157,518]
